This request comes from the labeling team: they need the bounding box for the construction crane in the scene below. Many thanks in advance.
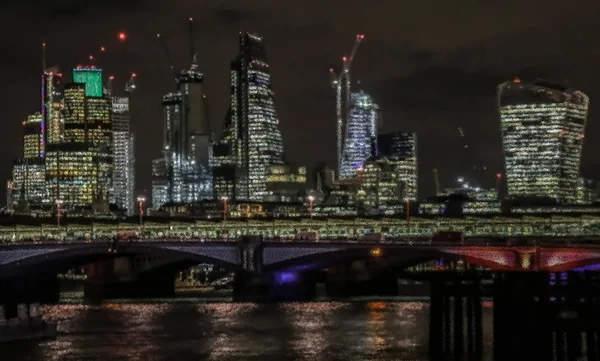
[125,72,137,93]
[156,33,178,80]
[104,75,115,96]
[433,168,441,196]
[329,34,365,178]
[188,17,197,66]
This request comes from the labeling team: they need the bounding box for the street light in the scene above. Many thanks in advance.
[55,199,64,228]
[307,195,315,219]
[137,197,146,231]
[220,196,229,221]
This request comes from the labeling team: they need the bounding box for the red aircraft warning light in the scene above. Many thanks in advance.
[100,46,106,52]
[132,73,137,77]
[496,173,502,179]
[109,75,115,80]
[118,32,127,41]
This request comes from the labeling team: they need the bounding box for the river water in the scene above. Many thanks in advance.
[0,299,494,361]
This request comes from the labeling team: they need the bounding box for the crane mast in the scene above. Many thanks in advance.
[433,168,441,196]
[330,34,364,179]
[125,73,137,94]
[156,33,178,81]
[188,17,197,66]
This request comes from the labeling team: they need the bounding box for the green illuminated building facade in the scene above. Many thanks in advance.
[72,67,103,97]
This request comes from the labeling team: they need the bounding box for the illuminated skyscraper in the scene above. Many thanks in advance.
[111,96,135,215]
[63,83,86,143]
[8,112,48,210]
[46,66,113,209]
[215,32,285,201]
[498,79,589,203]
[339,90,379,179]
[377,132,418,200]
[41,68,64,146]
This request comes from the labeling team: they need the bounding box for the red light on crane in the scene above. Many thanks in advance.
[100,46,106,52]
[118,32,127,41]
[342,56,347,61]
[131,72,137,77]
[357,34,365,40]
[109,75,115,80]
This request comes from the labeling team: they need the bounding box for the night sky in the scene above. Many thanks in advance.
[1,0,600,204]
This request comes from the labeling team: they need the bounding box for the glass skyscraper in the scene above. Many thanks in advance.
[377,132,418,201]
[214,32,285,201]
[339,90,378,179]
[498,79,589,203]
[111,96,135,215]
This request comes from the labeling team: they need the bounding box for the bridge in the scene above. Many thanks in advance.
[2,237,600,277]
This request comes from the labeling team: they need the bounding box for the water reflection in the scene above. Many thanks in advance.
[0,301,494,361]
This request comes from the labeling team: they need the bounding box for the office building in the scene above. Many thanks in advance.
[498,79,589,203]
[213,32,285,201]
[377,132,418,200]
[339,90,379,179]
[265,164,308,202]
[111,96,135,215]
[356,157,403,209]
[41,68,64,146]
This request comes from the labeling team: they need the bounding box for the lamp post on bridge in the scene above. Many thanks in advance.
[55,199,63,230]
[404,198,410,226]
[221,196,229,222]
[137,196,146,234]
[307,195,315,219]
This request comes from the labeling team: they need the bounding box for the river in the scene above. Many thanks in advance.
[0,299,494,361]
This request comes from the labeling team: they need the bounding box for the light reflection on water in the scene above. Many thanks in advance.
[0,301,493,361]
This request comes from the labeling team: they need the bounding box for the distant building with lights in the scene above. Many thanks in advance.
[45,66,114,211]
[356,157,403,209]
[264,164,308,202]
[8,112,48,211]
[498,79,589,203]
[110,96,135,216]
[339,90,379,179]
[151,54,212,209]
[42,67,64,146]
[212,32,285,202]
[377,132,418,200]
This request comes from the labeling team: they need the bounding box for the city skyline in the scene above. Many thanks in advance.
[2,2,600,205]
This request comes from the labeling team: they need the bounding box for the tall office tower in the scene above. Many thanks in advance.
[221,32,285,201]
[41,68,64,146]
[8,112,48,210]
[339,90,379,179]
[498,79,589,203]
[46,66,113,209]
[62,83,86,143]
[377,132,418,200]
[111,96,135,215]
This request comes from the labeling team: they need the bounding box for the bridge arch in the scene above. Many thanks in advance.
[262,246,513,273]
[0,243,242,278]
